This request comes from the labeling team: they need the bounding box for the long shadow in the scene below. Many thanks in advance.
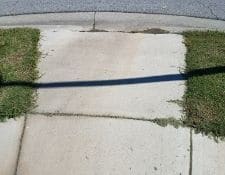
[0,66,225,89]
[187,66,225,77]
[2,73,185,88]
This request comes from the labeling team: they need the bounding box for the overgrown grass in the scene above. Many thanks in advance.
[184,31,225,137]
[0,28,40,121]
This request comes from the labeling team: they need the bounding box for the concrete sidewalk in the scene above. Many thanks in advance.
[1,27,225,175]
[35,30,185,119]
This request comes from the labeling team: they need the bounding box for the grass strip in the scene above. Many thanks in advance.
[0,28,40,121]
[184,31,225,137]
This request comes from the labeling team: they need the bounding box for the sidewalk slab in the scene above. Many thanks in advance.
[17,114,190,175]
[0,117,24,175]
[36,30,185,119]
[95,12,225,32]
[192,132,225,175]
[0,13,94,31]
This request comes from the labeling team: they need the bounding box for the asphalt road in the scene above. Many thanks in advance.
[0,0,225,20]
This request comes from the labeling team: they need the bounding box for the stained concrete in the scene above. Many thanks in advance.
[17,114,190,175]
[192,132,225,175]
[35,30,186,119]
[0,117,24,175]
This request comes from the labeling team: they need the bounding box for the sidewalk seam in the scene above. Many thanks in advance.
[30,111,172,121]
[30,111,159,122]
[189,128,193,175]
[14,116,27,175]
[29,112,185,128]
[93,11,96,30]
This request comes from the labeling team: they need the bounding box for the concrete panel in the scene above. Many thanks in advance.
[17,115,190,175]
[0,117,24,175]
[192,132,225,175]
[36,30,186,119]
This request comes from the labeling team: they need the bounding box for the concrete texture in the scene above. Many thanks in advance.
[0,0,225,21]
[192,133,225,175]
[17,114,190,175]
[0,13,94,31]
[1,13,225,32]
[95,12,225,32]
[36,30,186,119]
[0,117,24,175]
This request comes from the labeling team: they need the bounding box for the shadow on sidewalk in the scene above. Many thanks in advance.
[1,66,225,89]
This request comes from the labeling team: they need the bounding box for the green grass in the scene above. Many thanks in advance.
[184,31,225,137]
[0,28,40,121]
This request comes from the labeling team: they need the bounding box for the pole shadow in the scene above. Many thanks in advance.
[0,66,225,89]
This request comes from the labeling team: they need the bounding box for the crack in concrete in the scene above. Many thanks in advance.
[189,129,193,175]
[81,28,173,34]
[93,11,96,30]
[195,0,219,20]
[14,116,27,175]
[29,111,185,129]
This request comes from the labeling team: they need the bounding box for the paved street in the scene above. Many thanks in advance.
[0,0,225,20]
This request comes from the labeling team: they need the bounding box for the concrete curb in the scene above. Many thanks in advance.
[95,12,225,33]
[0,12,225,32]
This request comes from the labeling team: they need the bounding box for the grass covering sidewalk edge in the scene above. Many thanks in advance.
[183,31,225,138]
[0,28,40,121]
